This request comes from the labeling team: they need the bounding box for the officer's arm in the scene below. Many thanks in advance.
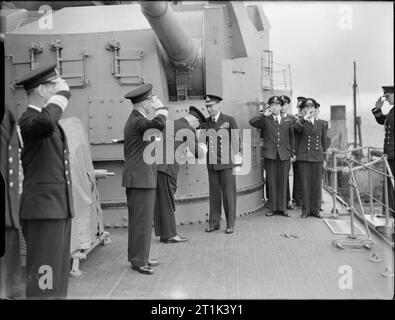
[321,121,328,152]
[137,108,168,134]
[249,113,265,129]
[294,116,308,133]
[371,107,386,125]
[19,91,71,140]
[289,122,295,156]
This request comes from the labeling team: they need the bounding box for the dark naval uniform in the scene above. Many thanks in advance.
[17,65,74,299]
[203,110,240,231]
[249,111,294,214]
[372,103,394,215]
[154,110,205,241]
[294,116,328,217]
[0,106,23,299]
[284,113,298,206]
[122,84,167,270]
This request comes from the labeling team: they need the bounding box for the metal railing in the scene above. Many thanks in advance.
[323,146,394,250]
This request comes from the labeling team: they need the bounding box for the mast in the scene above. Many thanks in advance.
[353,61,357,148]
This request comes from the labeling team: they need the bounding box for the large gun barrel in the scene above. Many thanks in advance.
[140,1,198,71]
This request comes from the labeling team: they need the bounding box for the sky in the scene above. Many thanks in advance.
[256,1,393,147]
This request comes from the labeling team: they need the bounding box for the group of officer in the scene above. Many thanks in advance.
[1,60,393,295]
[250,95,328,219]
[122,84,241,275]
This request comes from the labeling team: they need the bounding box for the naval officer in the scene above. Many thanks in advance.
[294,98,328,218]
[154,106,207,243]
[249,96,294,217]
[203,95,241,234]
[280,95,298,211]
[122,84,168,275]
[17,64,74,299]
[0,105,23,299]
[292,96,306,207]
[372,85,394,216]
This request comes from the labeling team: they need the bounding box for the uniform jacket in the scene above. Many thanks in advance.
[372,106,394,160]
[249,113,294,161]
[157,118,202,180]
[0,106,20,228]
[122,109,166,188]
[18,92,74,220]
[202,112,240,171]
[294,117,328,162]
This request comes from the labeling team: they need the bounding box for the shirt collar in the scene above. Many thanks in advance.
[28,104,42,112]
[137,110,147,118]
[212,112,221,122]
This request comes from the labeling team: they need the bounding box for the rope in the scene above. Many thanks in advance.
[351,187,395,214]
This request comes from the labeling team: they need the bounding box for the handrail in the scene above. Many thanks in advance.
[323,146,394,240]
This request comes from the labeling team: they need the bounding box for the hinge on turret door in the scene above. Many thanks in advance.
[105,40,145,86]
[50,40,90,88]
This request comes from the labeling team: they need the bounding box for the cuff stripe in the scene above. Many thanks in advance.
[46,95,68,111]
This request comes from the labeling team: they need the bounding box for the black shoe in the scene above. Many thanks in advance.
[319,207,323,211]
[266,211,275,217]
[163,235,189,243]
[148,258,159,267]
[225,227,234,234]
[301,213,308,218]
[132,265,154,275]
[286,204,294,210]
[281,211,291,217]
[206,226,219,232]
[314,213,323,219]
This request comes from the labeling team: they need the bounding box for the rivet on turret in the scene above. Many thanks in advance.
[119,98,124,103]
[180,222,184,226]
[190,221,193,225]
[100,98,105,103]
[205,219,209,223]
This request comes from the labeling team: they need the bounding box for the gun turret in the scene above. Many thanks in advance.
[140,1,198,71]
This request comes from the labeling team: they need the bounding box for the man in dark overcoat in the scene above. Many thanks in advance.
[17,64,74,299]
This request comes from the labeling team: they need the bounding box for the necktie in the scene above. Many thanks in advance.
[277,116,281,124]
[212,117,216,123]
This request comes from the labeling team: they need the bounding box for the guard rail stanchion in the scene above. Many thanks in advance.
[331,156,373,250]
[331,151,339,218]
[368,147,374,216]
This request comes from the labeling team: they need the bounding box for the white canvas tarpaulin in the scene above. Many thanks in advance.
[59,117,104,254]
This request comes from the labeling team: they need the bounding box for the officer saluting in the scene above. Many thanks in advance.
[122,84,168,275]
[249,96,294,217]
[294,98,328,218]
[372,85,394,215]
[16,64,74,299]
[154,106,207,243]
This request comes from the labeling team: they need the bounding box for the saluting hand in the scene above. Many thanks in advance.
[264,108,272,117]
[375,97,384,110]
[53,78,70,92]
[304,110,314,120]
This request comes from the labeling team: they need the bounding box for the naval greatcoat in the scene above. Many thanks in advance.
[122,109,166,268]
[0,105,23,299]
[249,113,294,213]
[18,90,74,299]
[294,117,328,216]
[202,112,240,229]
[372,105,394,214]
